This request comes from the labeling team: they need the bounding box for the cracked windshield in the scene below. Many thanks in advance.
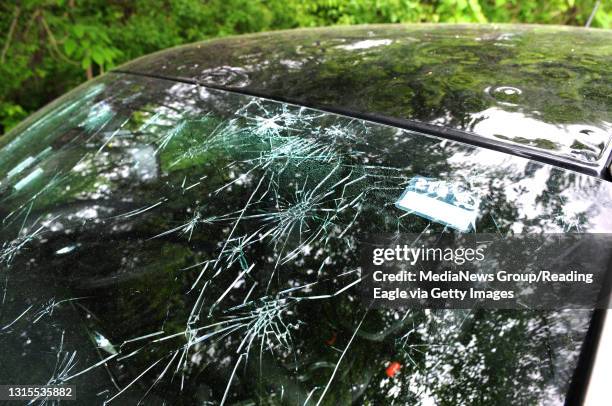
[1,72,612,404]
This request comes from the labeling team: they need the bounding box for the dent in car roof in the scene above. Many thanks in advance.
[118,24,612,174]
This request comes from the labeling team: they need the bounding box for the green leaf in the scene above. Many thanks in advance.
[64,39,77,56]
[92,48,105,66]
[73,25,85,39]
[81,56,91,70]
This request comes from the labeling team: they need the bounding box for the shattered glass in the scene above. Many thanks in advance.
[1,73,612,404]
[119,25,612,173]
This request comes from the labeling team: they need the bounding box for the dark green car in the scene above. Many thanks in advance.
[0,24,611,405]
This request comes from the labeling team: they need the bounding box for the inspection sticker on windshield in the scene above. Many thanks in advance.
[395,177,479,232]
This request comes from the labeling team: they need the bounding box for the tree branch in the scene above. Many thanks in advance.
[39,14,79,66]
[1,6,21,63]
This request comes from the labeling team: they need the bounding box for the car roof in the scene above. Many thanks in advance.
[116,24,612,178]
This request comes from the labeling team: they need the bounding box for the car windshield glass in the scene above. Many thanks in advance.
[1,73,611,404]
[120,25,612,170]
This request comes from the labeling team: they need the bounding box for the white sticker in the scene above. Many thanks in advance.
[395,177,479,232]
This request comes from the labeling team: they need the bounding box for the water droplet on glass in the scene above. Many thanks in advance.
[484,86,522,106]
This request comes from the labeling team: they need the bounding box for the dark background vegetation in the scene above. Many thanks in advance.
[0,0,609,135]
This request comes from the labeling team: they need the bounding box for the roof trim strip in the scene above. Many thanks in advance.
[112,69,609,180]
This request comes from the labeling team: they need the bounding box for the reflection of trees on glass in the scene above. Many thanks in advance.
[0,73,610,404]
[127,25,611,166]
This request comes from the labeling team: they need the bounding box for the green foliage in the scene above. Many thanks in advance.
[0,102,27,131]
[0,0,609,134]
